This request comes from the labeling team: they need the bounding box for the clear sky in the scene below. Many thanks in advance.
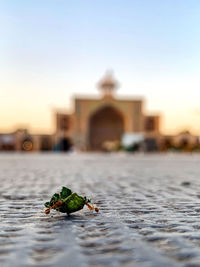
[1,0,200,135]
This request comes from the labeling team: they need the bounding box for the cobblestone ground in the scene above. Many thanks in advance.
[1,153,200,267]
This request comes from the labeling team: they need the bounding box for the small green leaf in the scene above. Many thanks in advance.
[60,187,72,199]
[44,202,50,208]
[44,186,97,215]
[61,193,85,214]
[50,193,60,205]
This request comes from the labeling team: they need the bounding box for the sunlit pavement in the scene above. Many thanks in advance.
[1,153,200,267]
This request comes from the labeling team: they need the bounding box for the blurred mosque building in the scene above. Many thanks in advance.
[1,72,197,152]
[55,72,160,151]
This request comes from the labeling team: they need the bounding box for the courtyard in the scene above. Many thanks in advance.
[1,153,200,266]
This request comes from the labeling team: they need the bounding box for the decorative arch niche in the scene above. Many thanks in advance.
[89,105,124,150]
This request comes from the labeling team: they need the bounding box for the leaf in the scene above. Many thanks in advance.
[44,202,50,208]
[60,187,72,199]
[61,193,85,214]
[44,186,98,215]
[50,193,60,205]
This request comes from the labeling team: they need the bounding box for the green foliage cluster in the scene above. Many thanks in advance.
[44,187,90,215]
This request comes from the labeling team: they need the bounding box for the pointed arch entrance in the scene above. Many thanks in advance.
[89,106,124,150]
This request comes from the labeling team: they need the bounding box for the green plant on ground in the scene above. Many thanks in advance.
[44,186,99,215]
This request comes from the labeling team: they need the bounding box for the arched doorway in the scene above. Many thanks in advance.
[89,106,124,150]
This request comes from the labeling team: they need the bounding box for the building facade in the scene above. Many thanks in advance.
[0,73,161,152]
[0,129,53,152]
[55,73,160,151]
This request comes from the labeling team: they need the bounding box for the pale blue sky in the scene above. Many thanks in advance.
[1,0,200,134]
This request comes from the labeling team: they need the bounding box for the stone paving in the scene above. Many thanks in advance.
[1,153,200,266]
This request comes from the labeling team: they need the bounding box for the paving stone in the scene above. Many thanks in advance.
[1,153,200,266]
